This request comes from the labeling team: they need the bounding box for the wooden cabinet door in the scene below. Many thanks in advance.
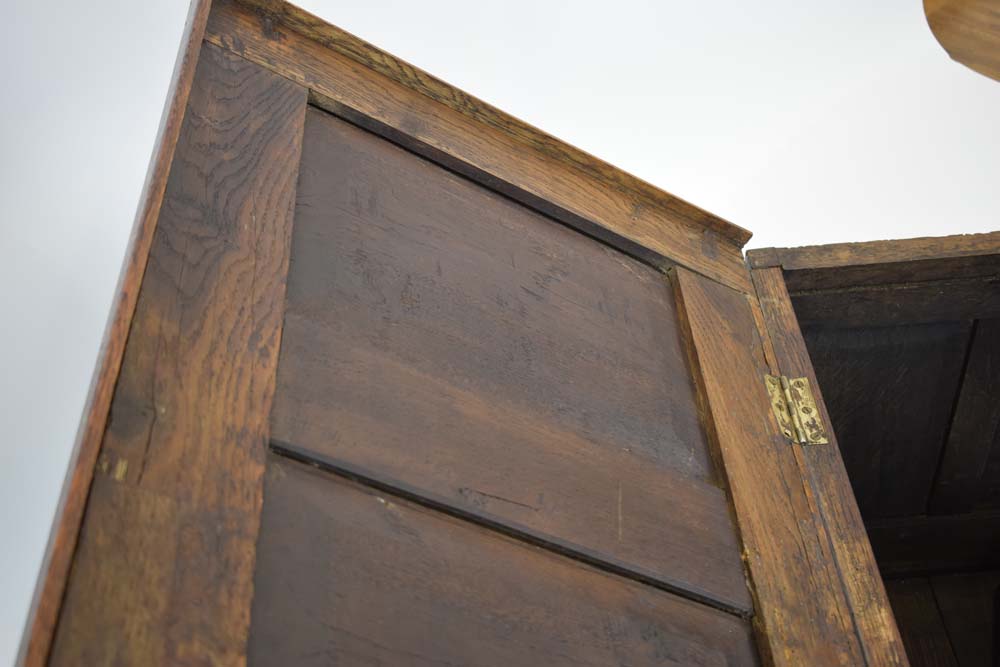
[22,1,905,665]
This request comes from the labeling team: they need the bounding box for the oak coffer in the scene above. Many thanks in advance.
[25,0,1000,665]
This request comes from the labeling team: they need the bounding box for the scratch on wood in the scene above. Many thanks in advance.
[617,482,623,542]
[112,459,128,482]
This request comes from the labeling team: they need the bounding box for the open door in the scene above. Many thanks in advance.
[750,234,1000,666]
[22,1,906,665]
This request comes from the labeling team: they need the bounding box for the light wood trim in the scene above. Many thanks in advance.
[18,1,214,664]
[204,0,753,292]
[925,0,1000,83]
[751,266,909,666]
[747,231,1000,271]
[674,266,868,665]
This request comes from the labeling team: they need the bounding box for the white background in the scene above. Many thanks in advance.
[1,0,998,663]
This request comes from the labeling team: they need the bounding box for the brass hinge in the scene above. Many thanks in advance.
[764,375,829,445]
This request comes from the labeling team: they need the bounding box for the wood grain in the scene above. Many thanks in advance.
[884,579,958,667]
[249,454,760,667]
[18,2,214,665]
[673,266,866,666]
[867,511,1000,578]
[270,107,750,613]
[203,0,754,293]
[747,232,1000,274]
[931,319,1000,514]
[47,42,307,665]
[751,266,908,666]
[802,321,972,518]
[926,0,1000,83]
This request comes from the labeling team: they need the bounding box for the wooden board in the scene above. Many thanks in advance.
[931,319,1000,513]
[748,233,1000,277]
[248,454,760,666]
[673,266,870,666]
[18,2,214,664]
[269,107,749,613]
[884,579,958,667]
[203,0,754,292]
[867,511,1000,578]
[47,42,308,666]
[801,321,972,518]
[932,570,1000,667]
[750,266,907,666]
[926,0,1000,83]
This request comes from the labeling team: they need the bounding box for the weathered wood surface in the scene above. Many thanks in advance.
[751,267,908,666]
[867,511,1000,578]
[673,266,868,666]
[270,107,749,613]
[18,2,215,665]
[203,0,754,292]
[802,321,972,518]
[47,43,307,666]
[884,579,958,667]
[747,232,1000,276]
[930,318,1000,514]
[249,455,760,667]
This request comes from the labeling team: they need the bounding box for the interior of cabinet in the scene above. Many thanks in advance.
[751,236,1000,667]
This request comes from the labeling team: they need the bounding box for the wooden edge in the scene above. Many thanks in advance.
[747,231,1000,271]
[17,1,214,664]
[236,0,752,249]
[674,266,869,665]
[925,0,1000,83]
[750,266,909,666]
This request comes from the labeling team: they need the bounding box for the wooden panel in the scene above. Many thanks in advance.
[789,277,1000,327]
[673,266,867,666]
[248,454,759,666]
[18,2,214,665]
[270,107,749,613]
[801,321,972,517]
[751,267,907,666]
[203,0,754,292]
[867,511,1000,578]
[885,579,958,667]
[48,43,307,666]
[926,0,1000,83]
[931,319,1000,513]
[932,570,1000,667]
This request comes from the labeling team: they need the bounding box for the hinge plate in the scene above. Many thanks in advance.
[765,374,829,445]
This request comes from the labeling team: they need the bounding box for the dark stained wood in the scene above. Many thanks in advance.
[789,276,1000,327]
[867,511,1000,578]
[801,321,972,518]
[977,426,1000,509]
[203,0,755,292]
[885,579,958,667]
[932,570,1000,667]
[249,455,760,666]
[931,319,1000,514]
[673,266,866,666]
[751,266,908,665]
[47,43,307,666]
[269,107,749,613]
[926,0,1000,83]
[18,2,215,665]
